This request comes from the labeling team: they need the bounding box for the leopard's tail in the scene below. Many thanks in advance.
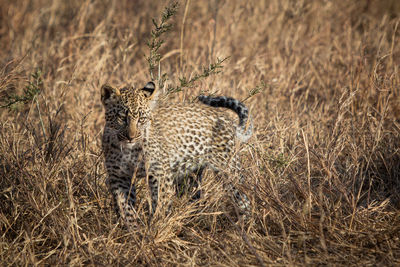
[198,95,253,142]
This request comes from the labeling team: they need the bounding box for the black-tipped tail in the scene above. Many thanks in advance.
[198,95,252,142]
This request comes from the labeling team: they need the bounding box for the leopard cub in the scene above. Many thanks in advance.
[101,81,252,225]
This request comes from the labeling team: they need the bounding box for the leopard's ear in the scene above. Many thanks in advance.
[141,81,156,98]
[101,84,120,104]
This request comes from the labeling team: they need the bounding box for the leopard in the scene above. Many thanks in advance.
[101,81,253,226]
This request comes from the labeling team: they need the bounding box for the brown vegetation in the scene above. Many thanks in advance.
[1,0,400,265]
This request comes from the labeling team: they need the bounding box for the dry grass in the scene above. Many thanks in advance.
[1,0,400,265]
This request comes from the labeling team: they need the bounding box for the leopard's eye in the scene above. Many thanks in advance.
[138,117,146,123]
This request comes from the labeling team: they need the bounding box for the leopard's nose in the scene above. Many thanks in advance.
[128,123,137,140]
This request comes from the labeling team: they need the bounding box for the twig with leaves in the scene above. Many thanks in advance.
[242,80,267,102]
[167,57,229,95]
[146,1,179,86]
[146,2,263,102]
[1,69,42,110]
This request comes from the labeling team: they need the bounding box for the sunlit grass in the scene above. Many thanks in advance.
[0,0,399,265]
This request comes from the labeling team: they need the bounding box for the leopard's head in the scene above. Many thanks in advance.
[101,81,157,141]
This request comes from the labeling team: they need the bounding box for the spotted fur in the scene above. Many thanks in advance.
[101,81,252,226]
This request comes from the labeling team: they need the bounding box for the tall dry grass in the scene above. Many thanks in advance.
[1,0,400,265]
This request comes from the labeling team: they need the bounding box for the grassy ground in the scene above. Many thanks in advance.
[1,0,400,265]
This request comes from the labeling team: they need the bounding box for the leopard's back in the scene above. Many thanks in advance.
[147,103,238,174]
